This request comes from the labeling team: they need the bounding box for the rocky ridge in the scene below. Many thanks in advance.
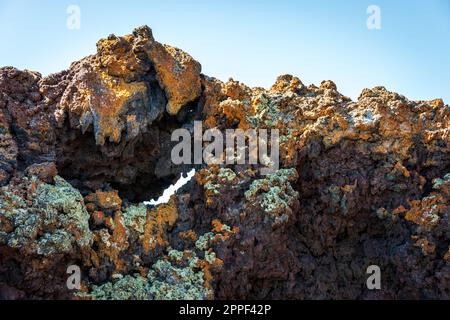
[0,26,449,299]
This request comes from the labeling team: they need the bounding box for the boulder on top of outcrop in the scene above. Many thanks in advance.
[58,25,201,146]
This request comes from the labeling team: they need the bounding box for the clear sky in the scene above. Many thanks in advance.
[1,0,449,103]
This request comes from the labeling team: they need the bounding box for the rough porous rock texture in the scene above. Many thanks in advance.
[0,26,449,300]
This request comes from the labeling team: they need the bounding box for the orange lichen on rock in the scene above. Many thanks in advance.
[200,76,256,130]
[88,195,129,272]
[394,161,411,178]
[109,211,129,272]
[411,236,436,256]
[444,248,450,261]
[196,252,224,292]
[269,74,305,94]
[143,196,178,253]
[389,174,449,239]
[179,230,198,242]
[211,219,225,233]
[112,212,128,248]
[91,211,105,226]
[221,99,250,130]
[222,78,252,102]
[95,34,144,79]
[23,162,57,183]
[60,69,148,145]
[58,25,202,147]
[147,43,202,115]
[392,205,407,215]
[210,219,238,243]
[1,25,450,300]
[403,194,446,229]
[93,73,148,145]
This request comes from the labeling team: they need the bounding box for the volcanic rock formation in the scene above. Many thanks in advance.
[0,26,449,300]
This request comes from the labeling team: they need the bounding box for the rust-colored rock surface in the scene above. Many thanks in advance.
[0,26,449,300]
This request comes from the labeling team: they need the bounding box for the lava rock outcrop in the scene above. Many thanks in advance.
[0,26,449,300]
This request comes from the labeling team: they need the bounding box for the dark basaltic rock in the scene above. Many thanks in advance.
[0,26,449,300]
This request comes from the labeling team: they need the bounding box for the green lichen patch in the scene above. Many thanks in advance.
[78,249,211,300]
[148,250,210,300]
[247,93,283,128]
[245,168,299,226]
[122,203,148,234]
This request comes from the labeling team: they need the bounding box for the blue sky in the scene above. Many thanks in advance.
[1,0,449,103]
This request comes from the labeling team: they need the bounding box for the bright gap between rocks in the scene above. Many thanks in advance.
[143,169,196,206]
